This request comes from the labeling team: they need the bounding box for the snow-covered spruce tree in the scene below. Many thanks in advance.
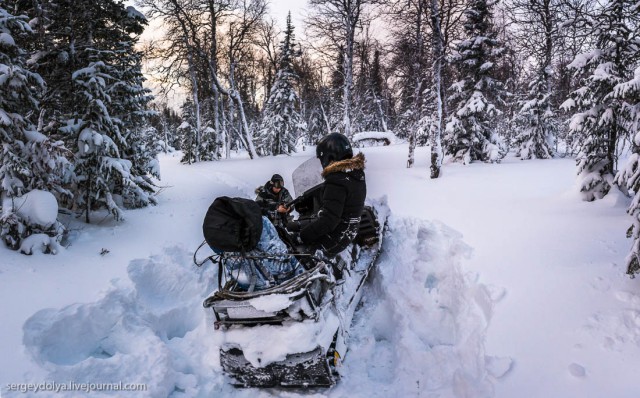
[443,0,507,164]
[327,49,347,134]
[512,68,558,159]
[107,6,160,208]
[612,18,640,276]
[72,61,126,222]
[616,82,640,276]
[179,100,198,164]
[561,0,640,202]
[257,13,300,154]
[70,3,158,222]
[256,12,305,155]
[0,6,69,250]
[352,45,390,134]
[13,0,159,222]
[509,0,562,160]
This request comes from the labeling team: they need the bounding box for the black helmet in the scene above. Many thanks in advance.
[316,133,353,168]
[270,174,284,188]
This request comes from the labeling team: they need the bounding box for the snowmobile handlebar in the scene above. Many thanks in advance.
[284,196,302,209]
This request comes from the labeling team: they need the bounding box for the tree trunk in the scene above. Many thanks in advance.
[228,62,257,158]
[430,0,444,179]
[407,0,425,169]
[186,47,202,162]
[85,167,92,224]
[320,102,332,135]
[408,128,417,168]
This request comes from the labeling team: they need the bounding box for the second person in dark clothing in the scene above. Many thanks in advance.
[255,174,294,226]
[288,133,366,256]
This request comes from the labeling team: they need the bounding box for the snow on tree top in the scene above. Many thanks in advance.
[126,6,147,22]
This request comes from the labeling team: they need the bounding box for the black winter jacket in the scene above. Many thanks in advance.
[300,152,366,255]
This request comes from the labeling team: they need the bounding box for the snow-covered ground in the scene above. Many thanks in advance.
[1,144,640,397]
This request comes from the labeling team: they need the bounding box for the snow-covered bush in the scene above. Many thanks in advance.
[1,190,64,253]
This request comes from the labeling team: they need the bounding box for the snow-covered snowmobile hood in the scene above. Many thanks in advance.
[321,152,365,178]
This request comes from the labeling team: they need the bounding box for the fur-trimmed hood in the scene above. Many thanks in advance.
[255,181,272,195]
[321,152,365,178]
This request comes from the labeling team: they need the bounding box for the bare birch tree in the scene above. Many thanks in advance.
[307,0,375,137]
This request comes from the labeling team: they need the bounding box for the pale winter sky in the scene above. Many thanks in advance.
[125,0,307,108]
[126,1,306,29]
[269,0,307,28]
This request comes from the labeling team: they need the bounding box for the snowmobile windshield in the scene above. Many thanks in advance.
[291,157,323,197]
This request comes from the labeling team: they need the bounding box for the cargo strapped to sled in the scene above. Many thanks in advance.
[203,260,332,329]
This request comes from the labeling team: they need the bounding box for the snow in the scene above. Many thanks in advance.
[0,32,15,47]
[126,6,146,22]
[592,61,616,82]
[480,61,494,72]
[248,294,293,313]
[560,98,575,111]
[78,128,103,155]
[352,131,398,145]
[1,145,640,397]
[0,108,12,126]
[23,129,48,143]
[19,234,61,255]
[9,189,58,228]
[71,62,106,80]
[568,49,602,70]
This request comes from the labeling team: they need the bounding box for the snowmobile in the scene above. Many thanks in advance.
[196,158,388,388]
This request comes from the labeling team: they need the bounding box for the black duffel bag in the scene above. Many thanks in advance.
[202,196,263,252]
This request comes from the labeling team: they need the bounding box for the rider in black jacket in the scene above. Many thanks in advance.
[288,133,366,256]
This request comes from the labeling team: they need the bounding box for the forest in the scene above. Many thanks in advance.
[1,0,639,273]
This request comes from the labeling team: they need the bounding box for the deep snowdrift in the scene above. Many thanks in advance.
[21,215,503,397]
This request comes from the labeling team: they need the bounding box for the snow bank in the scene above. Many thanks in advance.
[333,216,509,397]
[23,246,225,397]
[21,215,503,397]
